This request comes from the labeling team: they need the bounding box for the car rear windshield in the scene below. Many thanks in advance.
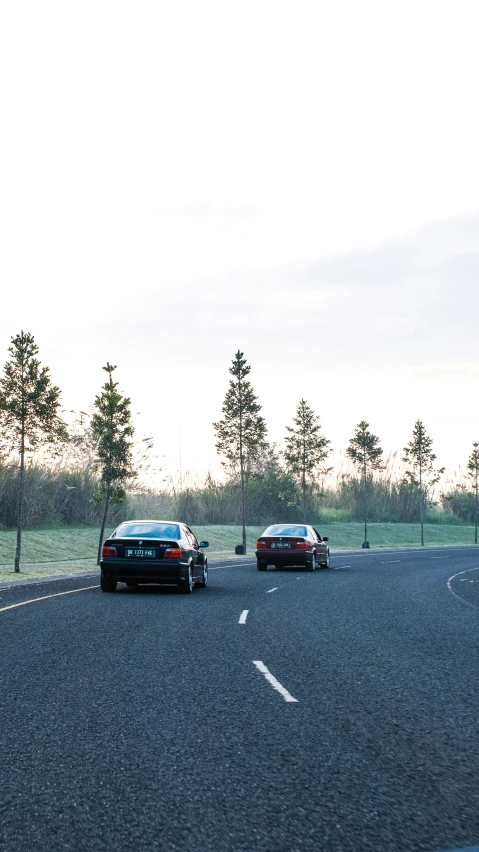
[113,522,181,539]
[263,525,308,537]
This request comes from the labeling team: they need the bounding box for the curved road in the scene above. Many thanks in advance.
[1,547,479,852]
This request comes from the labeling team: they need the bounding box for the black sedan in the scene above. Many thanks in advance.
[255,524,330,571]
[100,520,209,593]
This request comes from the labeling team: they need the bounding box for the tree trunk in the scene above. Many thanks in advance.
[238,386,246,555]
[363,459,368,546]
[419,462,424,547]
[240,460,246,555]
[14,439,25,572]
[302,436,306,519]
[475,478,478,545]
[97,484,111,565]
[239,435,246,555]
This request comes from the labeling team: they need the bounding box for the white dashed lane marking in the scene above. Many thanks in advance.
[253,661,298,703]
[266,587,278,593]
[239,610,248,624]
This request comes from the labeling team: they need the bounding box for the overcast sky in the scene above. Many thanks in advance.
[1,1,478,485]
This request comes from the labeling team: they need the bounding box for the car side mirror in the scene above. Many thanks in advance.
[322,536,328,542]
[199,541,209,548]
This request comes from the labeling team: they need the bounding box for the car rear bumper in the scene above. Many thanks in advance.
[100,557,186,583]
[255,549,313,566]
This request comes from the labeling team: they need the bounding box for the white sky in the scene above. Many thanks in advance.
[1,0,478,486]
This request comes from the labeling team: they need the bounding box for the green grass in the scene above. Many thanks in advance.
[318,521,478,549]
[0,562,99,584]
[0,525,268,568]
[0,528,102,566]
[0,522,477,574]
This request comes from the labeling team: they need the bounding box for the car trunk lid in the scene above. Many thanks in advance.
[257,536,307,550]
[103,538,180,558]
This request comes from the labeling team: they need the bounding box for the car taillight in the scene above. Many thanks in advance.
[295,540,307,549]
[102,546,117,557]
[256,540,266,549]
[164,547,182,558]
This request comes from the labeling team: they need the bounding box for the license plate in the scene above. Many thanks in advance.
[272,542,289,548]
[126,549,156,558]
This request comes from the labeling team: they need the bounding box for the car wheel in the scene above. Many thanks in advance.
[257,559,267,571]
[178,563,194,593]
[101,573,117,592]
[321,550,331,568]
[199,560,208,587]
[305,553,316,571]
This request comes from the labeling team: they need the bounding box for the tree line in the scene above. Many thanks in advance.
[0,337,477,568]
[0,333,136,570]
[212,351,479,554]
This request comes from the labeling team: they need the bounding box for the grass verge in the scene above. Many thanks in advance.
[0,521,477,572]
[0,561,97,584]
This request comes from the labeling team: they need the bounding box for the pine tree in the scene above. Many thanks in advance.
[213,351,267,554]
[346,420,383,547]
[0,331,67,571]
[91,363,135,564]
[402,419,444,546]
[467,442,479,545]
[284,399,331,518]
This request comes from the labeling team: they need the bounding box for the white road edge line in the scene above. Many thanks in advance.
[0,585,100,614]
[239,609,248,624]
[266,587,278,593]
[209,563,256,571]
[253,661,298,703]
[332,546,476,558]
[446,567,479,611]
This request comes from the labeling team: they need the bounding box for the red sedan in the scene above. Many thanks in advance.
[255,524,330,571]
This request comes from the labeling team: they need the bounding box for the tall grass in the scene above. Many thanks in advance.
[0,461,126,530]
[0,451,472,530]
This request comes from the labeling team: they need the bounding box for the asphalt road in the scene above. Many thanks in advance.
[1,547,479,852]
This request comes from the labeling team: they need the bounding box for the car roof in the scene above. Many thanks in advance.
[115,519,186,526]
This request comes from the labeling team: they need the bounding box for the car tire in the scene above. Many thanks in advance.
[321,550,331,568]
[305,553,316,571]
[257,559,267,571]
[101,573,117,592]
[199,560,208,587]
[178,563,194,593]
